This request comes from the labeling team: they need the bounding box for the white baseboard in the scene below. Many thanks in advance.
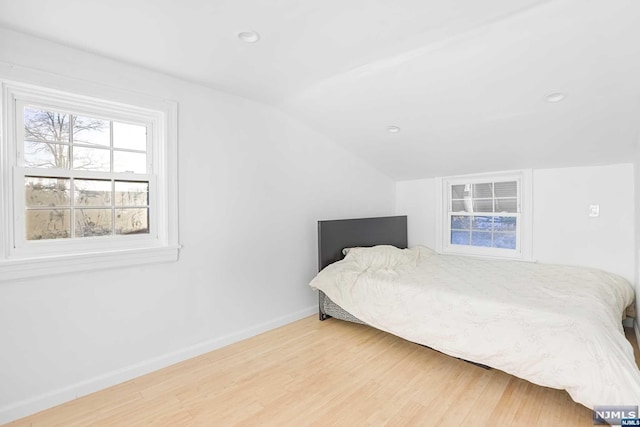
[0,305,317,425]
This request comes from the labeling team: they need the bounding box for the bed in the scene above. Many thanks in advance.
[309,215,640,410]
[316,215,408,322]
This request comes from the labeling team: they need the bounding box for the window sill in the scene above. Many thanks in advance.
[440,247,535,262]
[0,246,180,282]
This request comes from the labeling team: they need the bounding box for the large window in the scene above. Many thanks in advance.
[438,171,532,260]
[1,80,179,280]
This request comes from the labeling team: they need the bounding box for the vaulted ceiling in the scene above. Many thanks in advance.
[1,0,639,179]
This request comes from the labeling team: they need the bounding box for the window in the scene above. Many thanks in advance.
[437,171,532,260]
[1,80,179,280]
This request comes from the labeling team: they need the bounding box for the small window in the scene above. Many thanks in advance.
[1,80,179,280]
[438,171,532,260]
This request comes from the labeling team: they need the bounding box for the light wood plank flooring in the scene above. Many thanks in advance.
[5,316,639,426]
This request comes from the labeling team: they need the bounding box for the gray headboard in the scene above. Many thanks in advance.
[317,215,408,271]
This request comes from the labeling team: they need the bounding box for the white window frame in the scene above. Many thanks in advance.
[0,79,179,281]
[435,170,533,261]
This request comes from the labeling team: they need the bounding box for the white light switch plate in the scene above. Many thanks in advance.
[589,204,600,217]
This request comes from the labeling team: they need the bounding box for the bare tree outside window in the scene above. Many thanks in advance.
[24,108,110,169]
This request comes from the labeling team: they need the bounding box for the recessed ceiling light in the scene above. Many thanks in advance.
[238,31,261,44]
[387,126,401,133]
[545,92,566,103]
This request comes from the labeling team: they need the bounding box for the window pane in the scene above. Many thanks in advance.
[493,232,516,249]
[451,215,471,230]
[26,209,70,240]
[25,177,70,207]
[113,122,146,151]
[75,208,113,237]
[493,216,517,231]
[24,141,69,169]
[75,179,112,206]
[451,184,468,199]
[113,151,146,174]
[116,208,149,235]
[452,200,471,212]
[471,216,493,230]
[24,107,70,143]
[73,146,111,171]
[451,230,470,245]
[494,181,517,198]
[115,181,148,206]
[495,198,517,213]
[471,231,492,247]
[451,230,471,245]
[73,115,110,147]
[472,183,493,198]
[472,199,493,212]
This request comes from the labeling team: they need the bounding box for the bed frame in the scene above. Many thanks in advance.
[317,215,407,321]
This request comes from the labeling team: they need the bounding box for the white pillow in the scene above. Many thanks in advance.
[344,245,416,269]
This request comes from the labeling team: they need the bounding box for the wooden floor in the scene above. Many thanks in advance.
[5,316,639,427]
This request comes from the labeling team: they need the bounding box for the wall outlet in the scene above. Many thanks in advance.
[589,204,600,217]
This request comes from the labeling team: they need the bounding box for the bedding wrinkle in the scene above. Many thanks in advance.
[308,245,640,409]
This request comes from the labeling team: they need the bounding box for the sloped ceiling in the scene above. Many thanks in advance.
[1,0,639,179]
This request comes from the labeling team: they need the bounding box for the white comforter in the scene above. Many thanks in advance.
[308,245,640,409]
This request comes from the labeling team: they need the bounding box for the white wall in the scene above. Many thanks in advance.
[396,179,437,249]
[533,164,634,282]
[396,164,635,283]
[0,28,396,423]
